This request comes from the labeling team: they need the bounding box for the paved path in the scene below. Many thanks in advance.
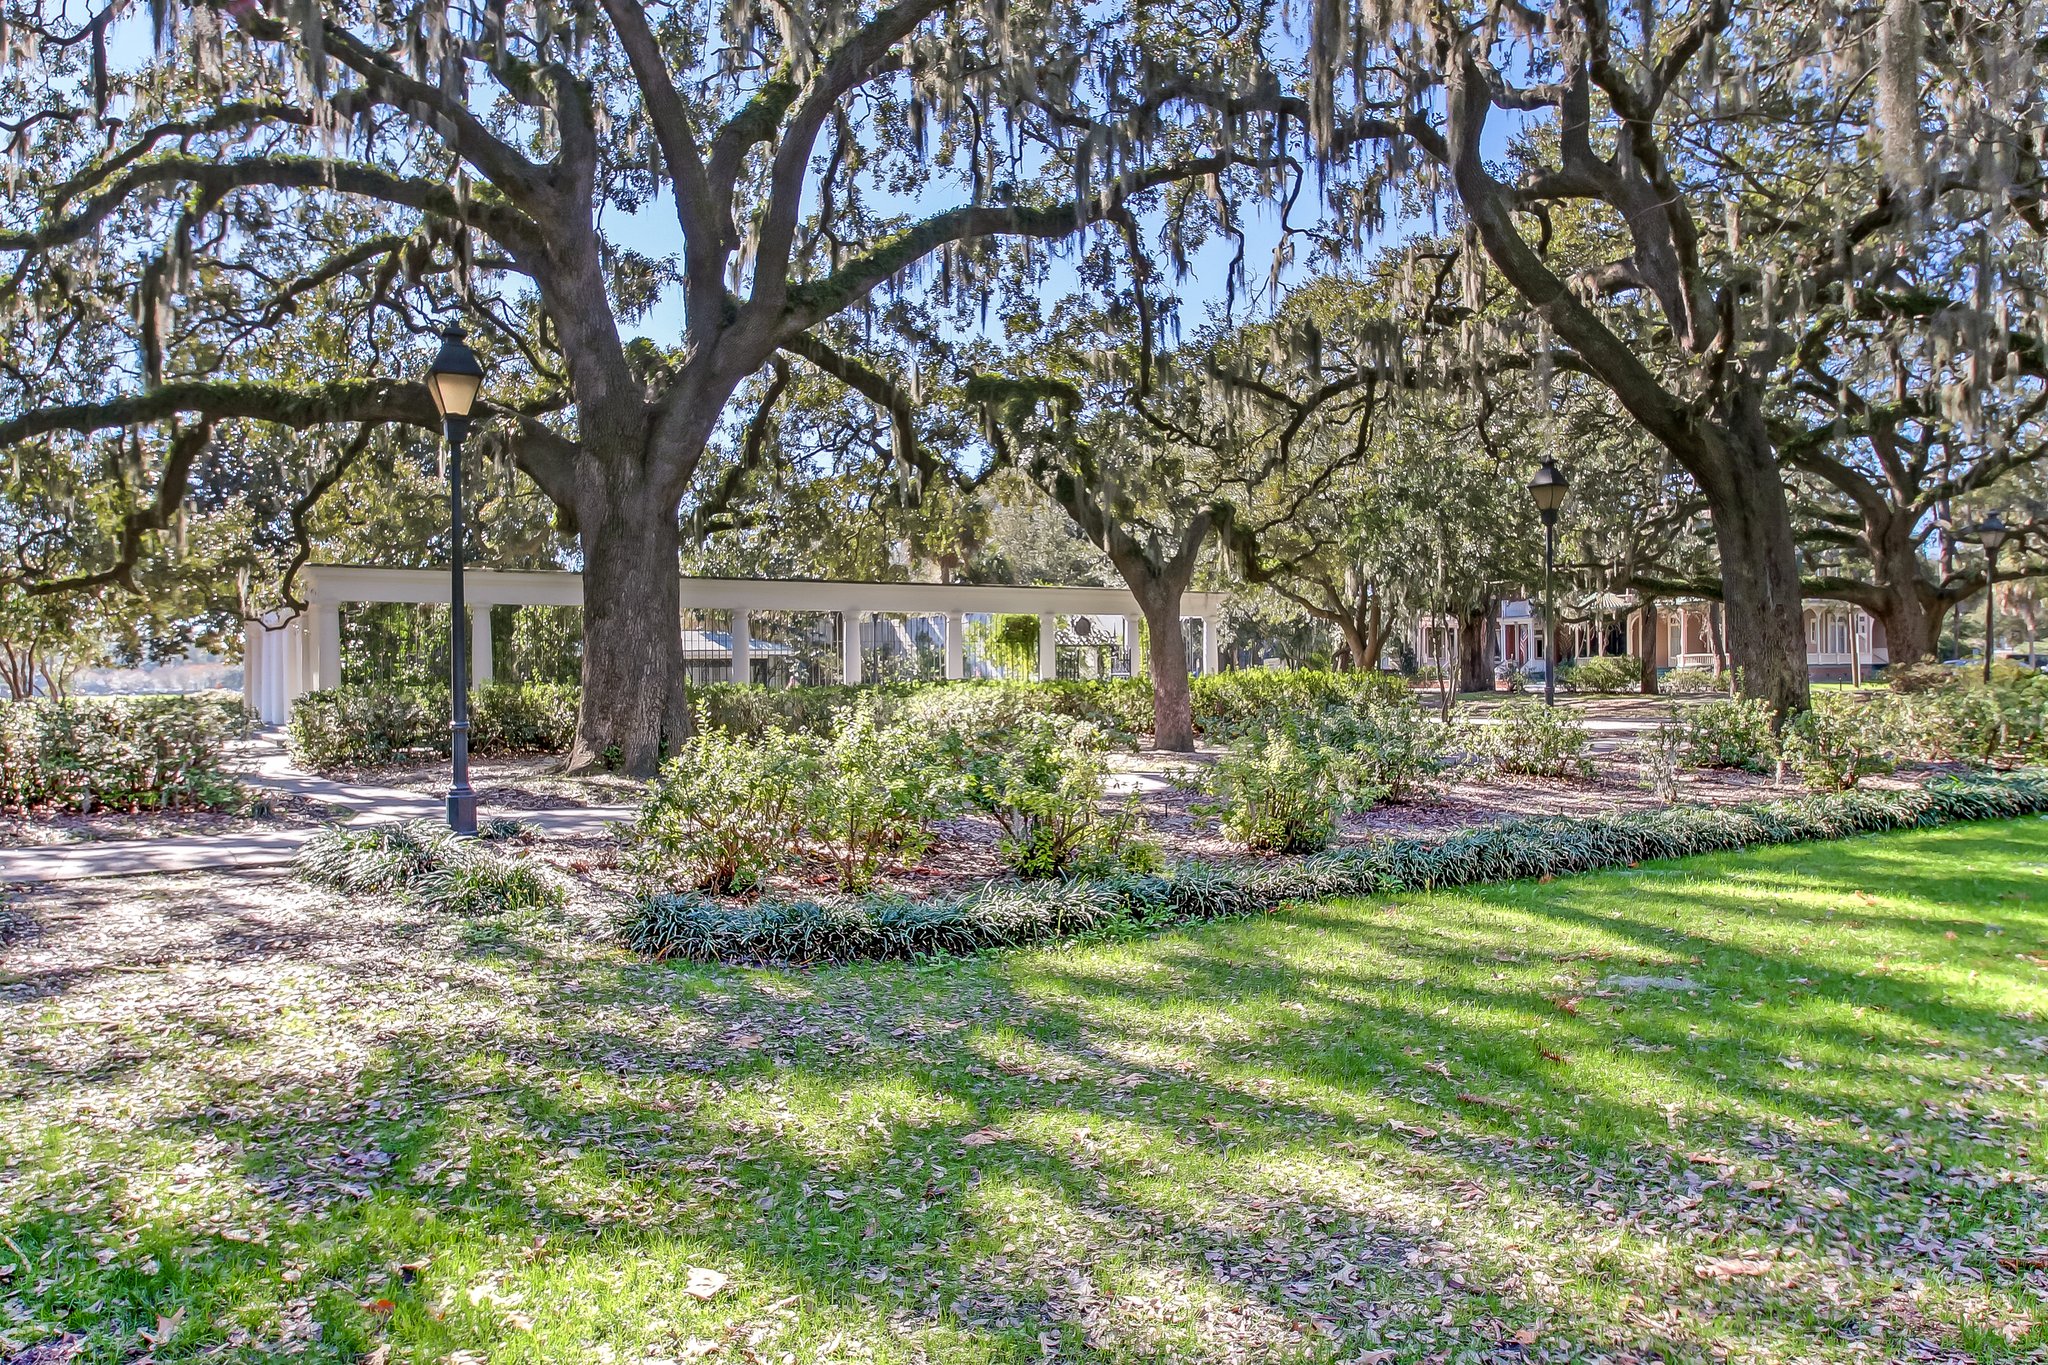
[2,731,635,885]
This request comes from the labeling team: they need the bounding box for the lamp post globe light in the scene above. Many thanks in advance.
[426,325,486,835]
[1975,511,2008,685]
[1526,457,1570,707]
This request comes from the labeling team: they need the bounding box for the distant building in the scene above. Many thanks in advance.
[1414,596,1890,684]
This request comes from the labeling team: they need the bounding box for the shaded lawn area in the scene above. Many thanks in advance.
[3,820,2046,1363]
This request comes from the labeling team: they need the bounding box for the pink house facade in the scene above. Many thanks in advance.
[1418,597,1892,684]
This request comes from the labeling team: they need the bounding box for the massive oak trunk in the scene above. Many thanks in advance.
[1862,516,1944,667]
[564,462,688,776]
[1691,407,1812,719]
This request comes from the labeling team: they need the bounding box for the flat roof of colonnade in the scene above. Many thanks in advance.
[299,564,1229,618]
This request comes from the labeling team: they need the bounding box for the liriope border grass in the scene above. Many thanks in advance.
[624,772,2048,964]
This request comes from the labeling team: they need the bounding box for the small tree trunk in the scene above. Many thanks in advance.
[1638,595,1659,695]
[565,467,687,777]
[1337,620,1368,672]
[1457,603,1493,694]
[1708,602,1729,681]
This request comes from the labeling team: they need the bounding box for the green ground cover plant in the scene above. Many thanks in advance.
[0,694,243,812]
[6,818,2045,1363]
[296,819,563,914]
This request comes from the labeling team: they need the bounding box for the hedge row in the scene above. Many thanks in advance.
[0,694,245,813]
[287,671,1416,770]
[623,773,2048,963]
[287,682,579,769]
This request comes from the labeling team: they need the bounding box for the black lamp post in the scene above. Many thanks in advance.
[425,325,486,835]
[1527,457,1570,706]
[1975,511,2008,684]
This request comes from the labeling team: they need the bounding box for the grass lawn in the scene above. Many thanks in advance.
[4,818,2046,1363]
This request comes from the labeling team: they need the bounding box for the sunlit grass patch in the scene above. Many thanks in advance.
[2,819,2045,1361]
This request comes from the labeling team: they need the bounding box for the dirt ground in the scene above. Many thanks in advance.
[0,790,333,850]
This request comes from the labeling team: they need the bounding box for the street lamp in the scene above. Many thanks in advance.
[1527,457,1570,706]
[425,324,486,835]
[1975,511,2008,685]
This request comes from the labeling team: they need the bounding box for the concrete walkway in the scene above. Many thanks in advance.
[2,731,636,885]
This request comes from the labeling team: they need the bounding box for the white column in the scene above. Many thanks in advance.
[944,612,964,681]
[731,610,752,686]
[841,611,863,685]
[1201,616,1220,677]
[1037,613,1058,681]
[470,605,494,686]
[284,617,308,703]
[303,603,342,693]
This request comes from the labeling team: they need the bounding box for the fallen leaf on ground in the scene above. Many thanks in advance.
[1695,1256,1771,1279]
[684,1267,729,1300]
[958,1127,1007,1147]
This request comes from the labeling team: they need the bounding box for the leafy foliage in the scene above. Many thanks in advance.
[957,714,1154,878]
[0,695,243,812]
[1660,668,1729,695]
[1781,700,1896,791]
[1463,699,1594,780]
[1309,699,1451,802]
[624,775,2048,962]
[1207,731,1354,853]
[797,710,956,892]
[286,683,578,770]
[1557,656,1641,693]
[1669,698,1779,772]
[632,726,818,893]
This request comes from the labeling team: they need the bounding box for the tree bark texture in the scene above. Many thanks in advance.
[564,465,688,776]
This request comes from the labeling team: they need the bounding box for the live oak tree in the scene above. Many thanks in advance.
[1278,0,2048,718]
[0,0,1320,773]
[966,313,1387,749]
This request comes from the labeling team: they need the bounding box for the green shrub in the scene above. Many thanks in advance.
[1191,669,1409,739]
[1884,660,1954,694]
[1558,656,1641,693]
[1464,698,1594,779]
[1669,697,1778,771]
[1310,699,1450,801]
[957,714,1155,877]
[296,818,559,914]
[1637,725,1685,801]
[1661,668,1727,695]
[0,695,243,813]
[1782,699,1895,790]
[288,682,576,770]
[801,709,957,891]
[633,724,818,892]
[1881,665,2048,763]
[622,774,2048,962]
[1207,731,1359,853]
[470,682,579,753]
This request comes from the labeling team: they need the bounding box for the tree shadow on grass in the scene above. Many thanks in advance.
[6,822,2047,1363]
